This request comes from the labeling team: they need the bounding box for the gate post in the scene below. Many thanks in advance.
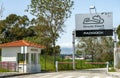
[55,61,58,72]
[114,28,117,69]
[106,62,109,73]
[72,31,75,70]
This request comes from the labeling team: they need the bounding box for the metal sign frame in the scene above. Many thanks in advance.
[73,11,114,70]
[75,12,113,37]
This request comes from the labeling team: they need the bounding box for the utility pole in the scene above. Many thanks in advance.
[114,28,117,69]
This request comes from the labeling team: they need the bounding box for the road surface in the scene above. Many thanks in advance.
[9,70,118,78]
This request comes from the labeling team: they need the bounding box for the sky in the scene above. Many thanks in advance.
[0,0,120,54]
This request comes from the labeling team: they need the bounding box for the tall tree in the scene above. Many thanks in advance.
[0,14,35,43]
[28,0,74,56]
[0,4,4,43]
[25,16,61,55]
[25,16,54,54]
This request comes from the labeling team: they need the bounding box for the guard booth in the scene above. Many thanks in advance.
[0,40,45,73]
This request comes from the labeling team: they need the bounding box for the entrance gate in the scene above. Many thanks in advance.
[72,7,114,70]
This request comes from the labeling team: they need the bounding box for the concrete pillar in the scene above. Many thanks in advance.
[36,53,39,64]
[56,61,58,72]
[29,53,31,64]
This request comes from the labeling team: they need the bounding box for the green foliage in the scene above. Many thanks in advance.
[29,0,74,39]
[0,14,36,43]
[0,0,74,56]
[56,59,72,70]
[0,68,10,72]
[41,45,61,55]
[0,13,61,55]
[40,55,55,71]
[28,0,74,56]
[96,52,113,62]
[117,25,120,46]
[40,55,107,71]
[58,60,106,70]
[109,67,116,72]
[76,37,114,62]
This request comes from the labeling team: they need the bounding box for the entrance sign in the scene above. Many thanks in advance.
[76,30,113,37]
[75,12,113,37]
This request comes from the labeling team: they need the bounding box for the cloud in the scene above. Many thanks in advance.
[61,47,73,54]
[57,42,72,48]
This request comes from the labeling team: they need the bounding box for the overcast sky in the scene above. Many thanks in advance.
[0,0,120,54]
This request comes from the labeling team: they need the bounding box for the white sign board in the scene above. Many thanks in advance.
[75,12,113,30]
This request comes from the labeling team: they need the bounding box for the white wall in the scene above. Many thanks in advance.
[2,47,21,62]
[18,64,27,73]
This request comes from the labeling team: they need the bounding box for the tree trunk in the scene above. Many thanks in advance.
[53,40,56,64]
[92,51,94,62]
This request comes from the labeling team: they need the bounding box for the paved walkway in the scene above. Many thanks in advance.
[0,72,26,78]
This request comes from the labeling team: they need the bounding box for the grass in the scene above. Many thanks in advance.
[0,68,11,72]
[40,55,55,71]
[40,55,107,71]
[108,67,116,72]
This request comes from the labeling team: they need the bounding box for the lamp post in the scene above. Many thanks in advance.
[113,28,117,69]
[72,31,75,70]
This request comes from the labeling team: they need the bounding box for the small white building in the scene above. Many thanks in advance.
[0,40,44,73]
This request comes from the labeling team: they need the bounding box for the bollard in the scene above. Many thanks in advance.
[106,62,109,73]
[55,61,58,72]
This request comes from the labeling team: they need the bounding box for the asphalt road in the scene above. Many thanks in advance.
[8,69,118,78]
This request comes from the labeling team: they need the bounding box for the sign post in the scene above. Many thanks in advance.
[114,28,117,69]
[72,31,75,70]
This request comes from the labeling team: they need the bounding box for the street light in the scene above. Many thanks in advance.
[72,31,75,70]
[113,28,117,69]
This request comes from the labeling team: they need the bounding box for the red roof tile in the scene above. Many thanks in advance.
[0,40,45,48]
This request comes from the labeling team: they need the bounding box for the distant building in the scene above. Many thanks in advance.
[64,55,72,59]
[63,54,85,60]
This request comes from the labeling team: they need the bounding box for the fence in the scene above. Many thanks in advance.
[55,61,109,72]
[40,55,110,71]
[0,62,17,72]
[55,61,78,72]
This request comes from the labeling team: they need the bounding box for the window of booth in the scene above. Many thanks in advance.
[31,53,37,64]
[17,53,28,64]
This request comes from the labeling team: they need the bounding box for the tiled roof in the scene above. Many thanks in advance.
[0,40,45,48]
